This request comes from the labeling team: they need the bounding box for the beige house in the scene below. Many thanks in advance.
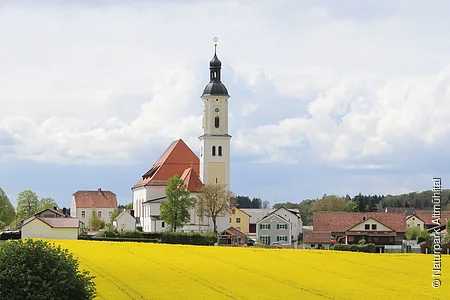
[22,217,79,240]
[229,207,250,233]
[70,188,118,227]
[113,210,137,232]
[406,215,425,230]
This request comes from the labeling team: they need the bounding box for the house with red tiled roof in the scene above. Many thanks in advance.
[70,188,118,226]
[412,210,450,230]
[131,46,232,233]
[312,212,407,250]
[303,231,332,250]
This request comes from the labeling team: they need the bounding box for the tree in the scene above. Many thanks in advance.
[196,183,234,234]
[0,239,96,299]
[160,175,195,232]
[447,219,450,233]
[262,200,270,209]
[311,195,348,212]
[110,208,122,224]
[16,190,40,220]
[405,226,421,240]
[38,197,58,211]
[88,207,105,231]
[0,188,15,228]
[355,193,366,212]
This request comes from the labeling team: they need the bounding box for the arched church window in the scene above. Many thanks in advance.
[218,146,222,156]
[212,146,216,156]
[215,116,219,128]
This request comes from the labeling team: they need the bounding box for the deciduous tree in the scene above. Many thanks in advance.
[196,183,235,234]
[16,190,39,220]
[160,175,195,232]
[38,197,58,211]
[88,207,105,231]
[311,195,348,212]
[0,188,15,228]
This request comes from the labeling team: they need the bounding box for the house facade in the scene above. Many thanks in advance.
[256,213,292,245]
[132,45,232,234]
[406,215,425,230]
[229,207,250,233]
[303,231,332,250]
[113,210,136,232]
[70,188,118,226]
[240,208,274,239]
[21,217,79,240]
[272,207,303,243]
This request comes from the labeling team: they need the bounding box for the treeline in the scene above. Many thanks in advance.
[235,196,270,209]
[274,190,450,226]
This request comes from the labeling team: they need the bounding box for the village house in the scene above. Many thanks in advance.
[303,231,332,250]
[113,210,137,232]
[240,208,274,240]
[132,46,232,233]
[229,206,250,233]
[70,188,118,226]
[256,212,292,246]
[21,207,80,240]
[218,227,248,246]
[312,212,406,252]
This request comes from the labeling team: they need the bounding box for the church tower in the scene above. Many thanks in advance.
[199,39,231,190]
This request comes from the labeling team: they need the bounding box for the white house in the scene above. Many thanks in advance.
[113,210,137,232]
[272,207,303,244]
[21,217,80,240]
[70,188,118,227]
[132,45,231,233]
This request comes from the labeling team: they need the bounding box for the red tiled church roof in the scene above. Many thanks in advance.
[73,189,118,208]
[180,167,203,192]
[133,139,200,189]
[313,212,406,233]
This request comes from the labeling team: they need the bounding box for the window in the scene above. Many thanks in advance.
[109,211,112,218]
[371,224,377,230]
[201,146,203,157]
[98,211,102,218]
[212,146,216,156]
[365,224,370,230]
[260,223,270,230]
[260,236,270,245]
[230,218,232,223]
[162,222,165,228]
[277,224,288,230]
[277,236,288,242]
[215,116,219,128]
[311,244,315,247]
[231,209,235,214]
[318,244,322,248]
[218,146,222,156]
[417,224,421,227]
[81,211,86,218]
[236,218,241,223]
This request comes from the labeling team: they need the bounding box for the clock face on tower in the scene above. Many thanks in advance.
[214,107,220,113]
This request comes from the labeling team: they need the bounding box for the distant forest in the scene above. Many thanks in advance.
[237,189,450,226]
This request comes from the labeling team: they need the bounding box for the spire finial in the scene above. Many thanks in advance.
[213,37,218,54]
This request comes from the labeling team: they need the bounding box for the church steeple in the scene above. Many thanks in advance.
[202,40,229,97]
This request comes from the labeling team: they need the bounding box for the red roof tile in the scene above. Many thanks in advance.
[313,212,406,233]
[73,189,118,208]
[180,167,203,192]
[303,231,331,243]
[414,210,450,226]
[133,139,200,189]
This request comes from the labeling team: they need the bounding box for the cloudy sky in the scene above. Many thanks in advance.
[1,0,449,209]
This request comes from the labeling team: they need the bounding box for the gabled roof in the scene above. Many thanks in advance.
[303,231,331,244]
[114,210,135,221]
[180,167,203,192]
[414,210,450,226]
[133,139,200,189]
[346,217,396,232]
[240,208,275,224]
[313,212,406,233]
[24,217,80,228]
[35,207,67,217]
[73,189,118,209]
[258,211,291,224]
[274,206,302,219]
[220,226,247,238]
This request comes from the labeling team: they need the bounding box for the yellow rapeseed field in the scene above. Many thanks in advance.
[50,240,448,300]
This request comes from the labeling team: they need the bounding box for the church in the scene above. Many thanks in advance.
[132,43,231,233]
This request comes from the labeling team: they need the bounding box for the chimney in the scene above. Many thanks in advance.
[54,206,58,211]
[98,188,102,194]
[130,210,134,217]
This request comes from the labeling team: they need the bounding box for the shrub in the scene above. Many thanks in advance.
[0,239,96,300]
[160,232,217,245]
[120,230,142,238]
[331,242,376,253]
[358,239,366,245]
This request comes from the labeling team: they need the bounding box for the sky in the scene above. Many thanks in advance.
[1,0,450,209]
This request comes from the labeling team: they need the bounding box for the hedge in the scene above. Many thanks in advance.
[332,243,376,253]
